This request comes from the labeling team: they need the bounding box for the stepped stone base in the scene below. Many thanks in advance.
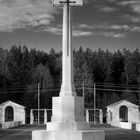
[32,130,105,140]
[32,91,105,140]
[32,122,105,140]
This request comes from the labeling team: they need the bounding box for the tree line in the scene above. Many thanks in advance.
[0,45,140,112]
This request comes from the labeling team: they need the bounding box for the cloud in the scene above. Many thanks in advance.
[119,0,140,15]
[74,23,126,39]
[100,6,117,12]
[119,0,140,6]
[93,23,140,33]
[130,26,140,32]
[93,24,130,31]
[73,24,93,37]
[107,0,117,2]
[73,30,93,37]
[109,25,129,30]
[44,25,62,35]
[83,0,91,4]
[0,0,57,32]
[42,24,93,37]
[97,32,125,38]
[42,23,128,38]
[76,24,93,30]
[124,14,140,23]
[132,4,140,14]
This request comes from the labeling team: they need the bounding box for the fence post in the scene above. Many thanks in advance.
[86,109,89,122]
[44,109,47,124]
[30,110,33,124]
[99,109,103,124]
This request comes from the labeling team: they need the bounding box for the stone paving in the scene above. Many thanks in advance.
[0,124,140,140]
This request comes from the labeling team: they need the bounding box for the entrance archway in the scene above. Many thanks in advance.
[5,106,14,122]
[119,105,128,122]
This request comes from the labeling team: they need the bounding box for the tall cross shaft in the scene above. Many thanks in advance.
[60,0,75,56]
[59,0,76,97]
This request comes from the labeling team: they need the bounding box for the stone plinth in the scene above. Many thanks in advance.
[32,130,105,140]
[51,96,84,122]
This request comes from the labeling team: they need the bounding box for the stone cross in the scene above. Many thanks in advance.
[32,1,105,140]
[52,0,83,97]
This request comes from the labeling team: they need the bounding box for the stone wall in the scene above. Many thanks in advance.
[2,121,22,129]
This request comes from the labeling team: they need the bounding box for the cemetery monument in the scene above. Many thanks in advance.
[32,0,105,140]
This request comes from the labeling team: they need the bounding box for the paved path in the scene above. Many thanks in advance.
[0,124,140,140]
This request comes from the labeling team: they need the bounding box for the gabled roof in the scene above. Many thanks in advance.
[106,100,139,108]
[0,100,25,109]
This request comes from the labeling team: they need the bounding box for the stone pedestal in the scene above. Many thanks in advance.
[51,96,85,122]
[32,96,105,140]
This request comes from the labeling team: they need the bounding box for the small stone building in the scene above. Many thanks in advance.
[0,100,25,128]
[106,100,140,128]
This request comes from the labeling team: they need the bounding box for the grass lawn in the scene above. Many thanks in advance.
[95,124,140,140]
[0,124,140,140]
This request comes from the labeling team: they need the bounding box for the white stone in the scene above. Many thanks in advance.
[32,130,105,140]
[60,2,75,97]
[51,96,84,122]
[47,122,96,131]
[2,121,22,129]
[119,122,132,129]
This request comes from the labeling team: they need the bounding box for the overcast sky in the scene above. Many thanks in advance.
[0,0,140,52]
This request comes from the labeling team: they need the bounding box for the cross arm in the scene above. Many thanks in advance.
[52,0,83,6]
[59,0,76,4]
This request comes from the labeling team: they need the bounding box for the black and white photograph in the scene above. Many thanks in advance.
[0,0,140,140]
